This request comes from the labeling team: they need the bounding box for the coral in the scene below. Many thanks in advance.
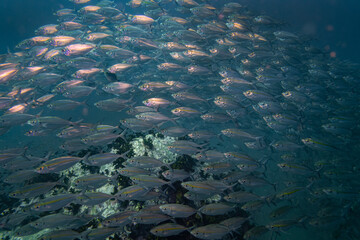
[130,134,177,164]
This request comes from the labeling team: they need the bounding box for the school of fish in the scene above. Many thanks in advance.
[0,0,360,239]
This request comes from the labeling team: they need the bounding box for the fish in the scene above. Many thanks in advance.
[143,97,173,108]
[94,98,130,112]
[39,229,80,240]
[161,169,190,182]
[30,213,91,229]
[70,0,91,3]
[75,192,113,206]
[63,43,96,56]
[301,137,338,151]
[160,126,190,137]
[224,191,262,204]
[181,181,219,195]
[102,211,136,228]
[150,223,188,237]
[220,217,248,232]
[9,180,65,199]
[27,116,80,129]
[136,112,176,124]
[190,224,230,240]
[120,118,155,131]
[238,175,276,190]
[130,212,171,224]
[118,166,151,177]
[130,174,170,187]
[269,205,294,219]
[0,113,36,127]
[198,203,235,216]
[81,132,122,146]
[200,112,232,123]
[73,174,110,190]
[84,152,127,167]
[62,85,95,98]
[36,154,88,173]
[56,124,93,138]
[171,106,201,117]
[266,218,304,232]
[47,99,86,111]
[107,63,136,73]
[80,227,120,240]
[3,169,39,183]
[203,161,235,175]
[32,194,77,212]
[0,68,19,84]
[243,225,269,240]
[124,156,169,169]
[116,185,149,201]
[159,203,197,218]
[277,163,319,176]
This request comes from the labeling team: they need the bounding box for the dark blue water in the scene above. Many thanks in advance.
[0,1,359,239]
[243,0,360,62]
[1,0,359,62]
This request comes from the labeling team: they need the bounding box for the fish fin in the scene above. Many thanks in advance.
[81,152,91,162]
[56,175,68,188]
[166,182,176,191]
[118,128,128,143]
[110,173,120,186]
[196,212,203,223]
[119,149,130,160]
